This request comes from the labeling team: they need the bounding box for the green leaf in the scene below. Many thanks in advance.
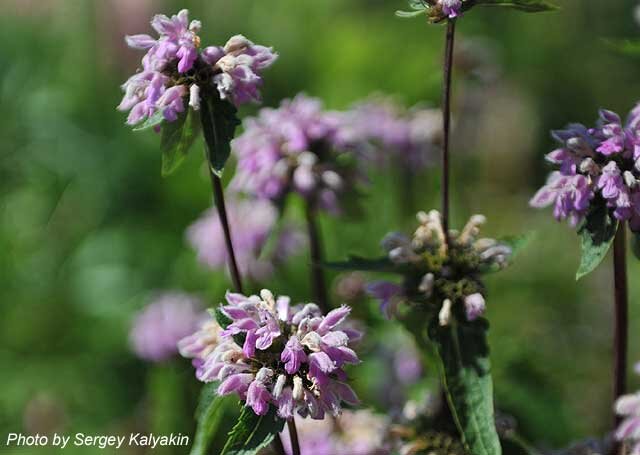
[395,9,427,18]
[221,406,285,455]
[323,255,408,274]
[471,0,558,12]
[429,319,502,455]
[604,38,640,58]
[190,385,233,455]
[200,94,241,177]
[576,203,618,280]
[160,108,201,176]
[632,232,640,261]
[132,109,165,131]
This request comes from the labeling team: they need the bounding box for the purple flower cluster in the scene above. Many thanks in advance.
[439,0,463,18]
[366,211,512,322]
[129,292,204,362]
[180,290,361,419]
[118,9,277,125]
[281,411,390,455]
[186,198,304,281]
[230,94,366,214]
[347,97,441,170]
[531,106,640,230]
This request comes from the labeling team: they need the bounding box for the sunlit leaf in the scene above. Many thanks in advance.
[429,319,502,455]
[576,203,618,280]
[220,406,285,455]
[160,107,201,176]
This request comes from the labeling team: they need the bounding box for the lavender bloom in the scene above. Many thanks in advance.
[281,411,390,455]
[531,104,640,230]
[230,94,368,214]
[615,366,640,454]
[346,97,441,170]
[186,198,303,281]
[181,290,361,419]
[367,211,511,322]
[130,292,204,362]
[440,0,463,18]
[118,9,276,125]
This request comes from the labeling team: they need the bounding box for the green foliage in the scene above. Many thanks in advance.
[190,385,233,455]
[221,406,285,455]
[429,319,502,455]
[160,108,201,177]
[468,0,559,12]
[200,93,241,177]
[132,109,165,131]
[576,203,618,280]
[604,38,640,58]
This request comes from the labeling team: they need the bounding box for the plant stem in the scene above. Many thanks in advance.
[613,223,628,427]
[271,434,286,455]
[305,202,329,312]
[209,171,244,293]
[441,19,456,241]
[287,419,301,455]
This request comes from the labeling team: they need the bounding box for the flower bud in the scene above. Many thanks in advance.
[624,171,637,189]
[438,299,452,327]
[292,376,304,400]
[273,374,286,399]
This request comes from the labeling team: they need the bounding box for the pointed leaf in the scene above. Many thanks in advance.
[576,203,618,280]
[429,319,502,455]
[190,385,234,455]
[471,0,558,12]
[200,94,241,177]
[160,108,201,176]
[632,232,640,261]
[395,9,428,18]
[221,406,285,455]
[132,109,165,131]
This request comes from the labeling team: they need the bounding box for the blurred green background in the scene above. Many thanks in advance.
[1,0,640,453]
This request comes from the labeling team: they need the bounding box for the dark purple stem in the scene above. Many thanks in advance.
[209,172,244,294]
[271,434,286,455]
[305,202,329,312]
[441,19,456,241]
[287,419,301,455]
[613,223,628,438]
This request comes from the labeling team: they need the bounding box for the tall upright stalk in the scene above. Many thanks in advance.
[287,419,301,455]
[612,223,628,427]
[209,172,244,294]
[305,202,329,312]
[441,19,456,242]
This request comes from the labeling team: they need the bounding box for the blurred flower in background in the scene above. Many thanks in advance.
[280,410,391,455]
[186,197,304,281]
[345,96,442,171]
[231,94,369,214]
[129,292,205,362]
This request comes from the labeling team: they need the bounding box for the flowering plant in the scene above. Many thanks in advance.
[118,9,277,176]
[530,105,640,278]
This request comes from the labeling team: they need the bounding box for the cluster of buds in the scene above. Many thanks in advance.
[179,290,361,419]
[118,9,277,126]
[230,94,367,214]
[417,0,464,22]
[531,105,640,230]
[367,210,512,323]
